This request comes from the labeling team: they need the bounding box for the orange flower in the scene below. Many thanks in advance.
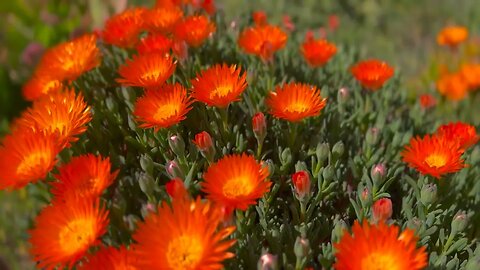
[174,15,216,47]
[133,83,193,130]
[238,24,287,61]
[265,82,327,122]
[52,154,119,200]
[191,64,247,107]
[102,8,147,48]
[300,37,337,67]
[436,73,468,101]
[351,59,394,90]
[29,198,109,270]
[334,221,427,270]
[38,34,101,81]
[437,26,468,48]
[78,246,137,270]
[136,34,173,55]
[419,94,436,109]
[132,197,236,269]
[14,90,92,146]
[436,122,479,150]
[117,53,176,88]
[401,134,465,179]
[0,129,60,190]
[22,75,63,101]
[459,63,480,90]
[201,153,271,210]
[144,5,183,34]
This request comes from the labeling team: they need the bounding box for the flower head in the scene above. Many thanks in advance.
[78,246,137,270]
[419,94,437,109]
[133,83,193,131]
[132,197,236,269]
[301,37,337,67]
[436,73,468,101]
[174,15,216,47]
[191,64,247,107]
[401,134,465,179]
[52,154,118,200]
[144,5,183,34]
[201,153,271,210]
[117,53,176,88]
[136,34,173,55]
[351,59,394,90]
[238,24,287,61]
[437,26,468,48]
[29,198,109,269]
[22,75,63,101]
[0,129,60,190]
[266,82,327,122]
[459,63,480,90]
[436,122,479,150]
[102,8,147,48]
[334,221,427,270]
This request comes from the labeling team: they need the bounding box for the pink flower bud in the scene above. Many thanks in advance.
[252,112,267,140]
[258,253,278,270]
[371,163,386,185]
[372,198,393,222]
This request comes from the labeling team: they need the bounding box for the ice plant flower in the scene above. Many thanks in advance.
[351,59,394,90]
[419,94,437,109]
[459,63,480,90]
[334,221,427,270]
[436,73,468,101]
[14,90,92,146]
[401,134,465,179]
[38,34,101,81]
[436,122,479,150]
[437,26,468,48]
[201,153,271,210]
[191,64,247,107]
[133,83,193,131]
[300,34,337,67]
[117,53,176,88]
[22,75,63,101]
[238,24,288,61]
[174,15,216,47]
[79,246,137,270]
[372,198,393,223]
[292,171,311,200]
[144,5,183,34]
[266,82,327,122]
[0,129,60,190]
[52,154,119,200]
[29,198,109,269]
[102,8,147,48]
[136,34,173,55]
[131,197,236,269]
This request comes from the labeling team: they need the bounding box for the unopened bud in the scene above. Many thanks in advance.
[420,183,437,206]
[332,141,344,159]
[466,256,480,270]
[252,112,267,142]
[165,178,187,199]
[166,160,184,179]
[322,165,335,182]
[359,185,371,206]
[337,87,349,103]
[316,143,330,163]
[366,127,380,145]
[281,148,292,165]
[257,253,278,270]
[292,171,311,201]
[331,219,348,243]
[168,135,185,157]
[193,131,215,162]
[372,198,393,223]
[371,163,386,185]
[294,237,310,259]
[138,173,155,196]
[451,211,468,234]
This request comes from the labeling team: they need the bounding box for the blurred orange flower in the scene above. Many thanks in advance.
[144,5,183,34]
[238,24,287,61]
[79,246,137,270]
[22,75,63,101]
[351,59,394,90]
[459,63,480,90]
[102,8,147,48]
[117,53,176,88]
[436,122,479,150]
[136,34,173,55]
[174,15,216,47]
[436,73,468,101]
[437,26,468,48]
[419,94,437,109]
[300,36,337,67]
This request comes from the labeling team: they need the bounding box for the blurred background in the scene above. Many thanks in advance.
[0,0,479,268]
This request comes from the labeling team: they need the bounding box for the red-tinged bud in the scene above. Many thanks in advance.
[338,87,349,103]
[305,30,315,42]
[318,27,327,39]
[328,15,340,32]
[166,160,184,179]
[282,15,295,32]
[165,178,187,199]
[220,205,235,224]
[372,198,393,223]
[371,163,386,185]
[253,11,267,26]
[258,253,278,270]
[193,131,216,162]
[292,171,311,200]
[252,112,267,142]
[172,39,188,61]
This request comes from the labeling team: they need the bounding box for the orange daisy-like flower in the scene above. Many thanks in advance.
[29,198,109,270]
[133,83,193,131]
[174,15,216,47]
[22,74,63,101]
[117,53,176,88]
[436,122,479,150]
[300,37,337,67]
[144,5,183,34]
[136,34,173,55]
[201,153,271,210]
[102,8,147,48]
[191,64,247,108]
[401,134,465,179]
[15,89,92,146]
[0,129,60,190]
[79,246,137,270]
[437,26,468,48]
[238,24,288,61]
[436,73,468,101]
[38,34,101,81]
[132,197,236,269]
[351,59,394,90]
[334,221,427,270]
[52,154,119,200]
[265,82,327,122]
[459,63,480,90]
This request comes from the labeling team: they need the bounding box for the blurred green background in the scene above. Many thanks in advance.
[0,0,479,268]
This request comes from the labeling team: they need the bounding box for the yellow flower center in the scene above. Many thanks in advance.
[166,235,204,269]
[361,252,400,270]
[222,176,255,198]
[211,85,232,98]
[77,177,100,197]
[141,68,165,81]
[42,80,60,94]
[58,218,95,255]
[153,103,180,121]
[286,101,309,113]
[425,153,447,168]
[16,151,49,177]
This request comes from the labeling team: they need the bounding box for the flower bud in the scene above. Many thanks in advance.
[294,237,310,259]
[337,87,349,103]
[252,112,267,142]
[370,163,386,186]
[366,127,380,145]
[165,178,187,199]
[257,253,278,270]
[280,148,292,166]
[331,219,348,243]
[372,198,393,223]
[332,141,344,159]
[322,165,335,182]
[292,171,311,201]
[359,185,371,207]
[166,160,184,179]
[168,135,185,157]
[420,183,437,206]
[193,131,215,162]
[466,256,480,270]
[316,143,330,163]
[451,211,468,234]
[138,173,155,196]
